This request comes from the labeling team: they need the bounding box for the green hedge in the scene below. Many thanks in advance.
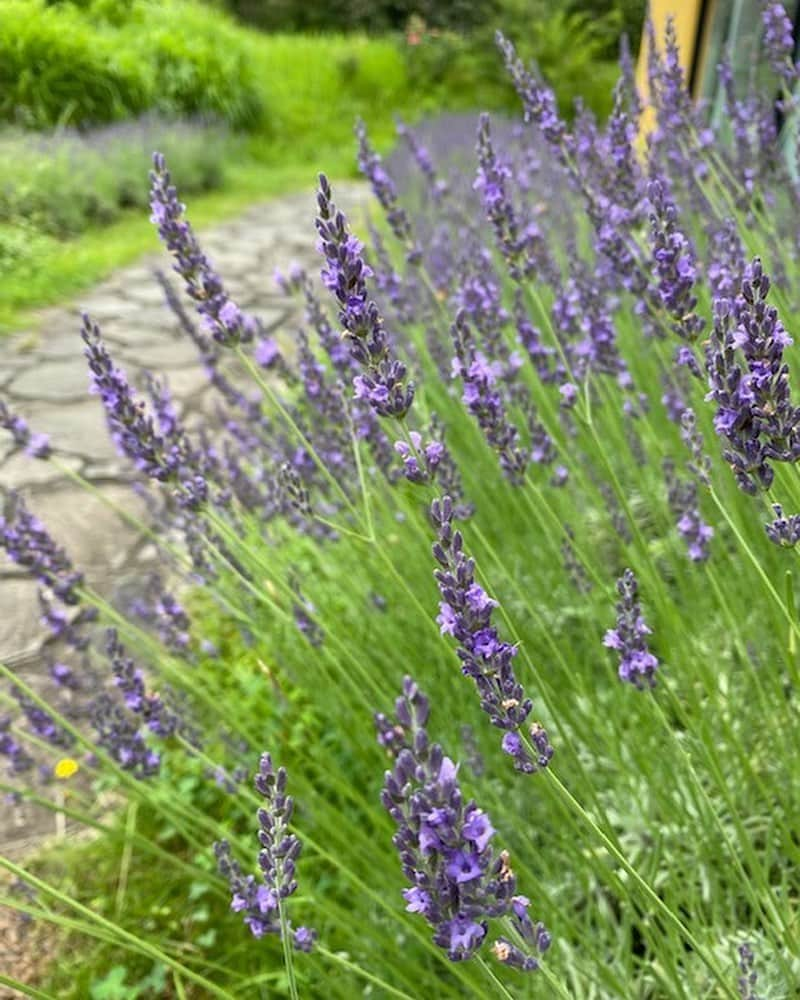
[0,2,151,127]
[0,118,228,237]
[0,0,265,129]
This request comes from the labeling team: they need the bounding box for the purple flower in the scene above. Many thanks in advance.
[647,176,705,343]
[0,493,83,605]
[451,313,528,484]
[737,941,762,1000]
[765,503,800,548]
[0,717,34,775]
[705,258,800,494]
[430,497,552,773]
[604,569,659,688]
[0,401,51,459]
[90,693,161,779]
[496,32,567,150]
[375,677,549,969]
[356,119,420,262]
[150,153,257,347]
[762,2,797,83]
[216,754,315,952]
[107,630,179,738]
[663,458,713,562]
[315,175,415,420]
[254,337,280,368]
[475,114,553,282]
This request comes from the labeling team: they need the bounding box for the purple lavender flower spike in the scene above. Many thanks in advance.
[603,569,659,689]
[765,503,800,548]
[215,754,315,951]
[430,497,551,773]
[315,174,415,420]
[395,116,449,201]
[663,459,714,562]
[0,401,51,459]
[647,176,705,344]
[90,693,161,779]
[83,316,212,507]
[475,114,553,282]
[355,119,420,263]
[376,677,549,969]
[495,32,567,151]
[12,689,74,749]
[107,630,179,738]
[737,941,762,1000]
[762,2,798,84]
[150,153,257,347]
[1,493,83,605]
[0,717,35,775]
[705,258,800,494]
[82,315,175,482]
[451,312,528,484]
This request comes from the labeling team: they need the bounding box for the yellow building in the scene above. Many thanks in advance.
[640,0,799,100]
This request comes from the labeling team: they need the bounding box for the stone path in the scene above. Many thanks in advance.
[0,183,370,861]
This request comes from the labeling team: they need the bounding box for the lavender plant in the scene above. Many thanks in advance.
[4,10,800,999]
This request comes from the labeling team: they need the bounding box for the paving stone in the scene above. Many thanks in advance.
[79,295,154,323]
[11,401,116,461]
[162,364,213,402]
[8,360,92,402]
[0,452,82,489]
[117,338,200,370]
[0,578,42,661]
[25,485,147,579]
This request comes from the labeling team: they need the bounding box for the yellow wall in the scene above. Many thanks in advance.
[636,0,706,134]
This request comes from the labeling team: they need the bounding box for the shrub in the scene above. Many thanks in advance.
[0,1,152,127]
[219,0,500,33]
[403,8,620,121]
[0,117,228,237]
[0,0,264,129]
[5,9,800,1000]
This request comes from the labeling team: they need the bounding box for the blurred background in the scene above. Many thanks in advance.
[0,0,645,331]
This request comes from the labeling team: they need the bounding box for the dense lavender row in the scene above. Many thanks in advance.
[2,7,800,996]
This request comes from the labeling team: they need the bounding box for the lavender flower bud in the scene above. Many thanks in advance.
[430,497,549,773]
[150,154,256,347]
[315,175,415,420]
[376,677,549,969]
[216,755,314,950]
[603,569,659,688]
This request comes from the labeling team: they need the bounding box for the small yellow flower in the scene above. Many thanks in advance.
[54,758,78,780]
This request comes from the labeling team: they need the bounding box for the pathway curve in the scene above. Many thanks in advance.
[0,182,370,861]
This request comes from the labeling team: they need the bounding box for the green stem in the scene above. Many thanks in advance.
[546,770,738,999]
[0,860,237,999]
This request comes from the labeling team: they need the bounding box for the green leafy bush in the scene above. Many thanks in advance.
[0,1,152,127]
[0,0,264,129]
[0,118,228,237]
[404,8,620,121]
[218,0,500,33]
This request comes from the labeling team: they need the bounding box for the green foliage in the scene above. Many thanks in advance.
[0,119,227,238]
[0,0,264,129]
[218,0,500,33]
[404,8,620,121]
[0,1,152,128]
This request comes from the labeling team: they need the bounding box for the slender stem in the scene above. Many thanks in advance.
[476,956,516,1000]
[0,859,238,1000]
[315,946,416,1000]
[277,897,299,1000]
[546,770,738,999]
[0,974,57,1000]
